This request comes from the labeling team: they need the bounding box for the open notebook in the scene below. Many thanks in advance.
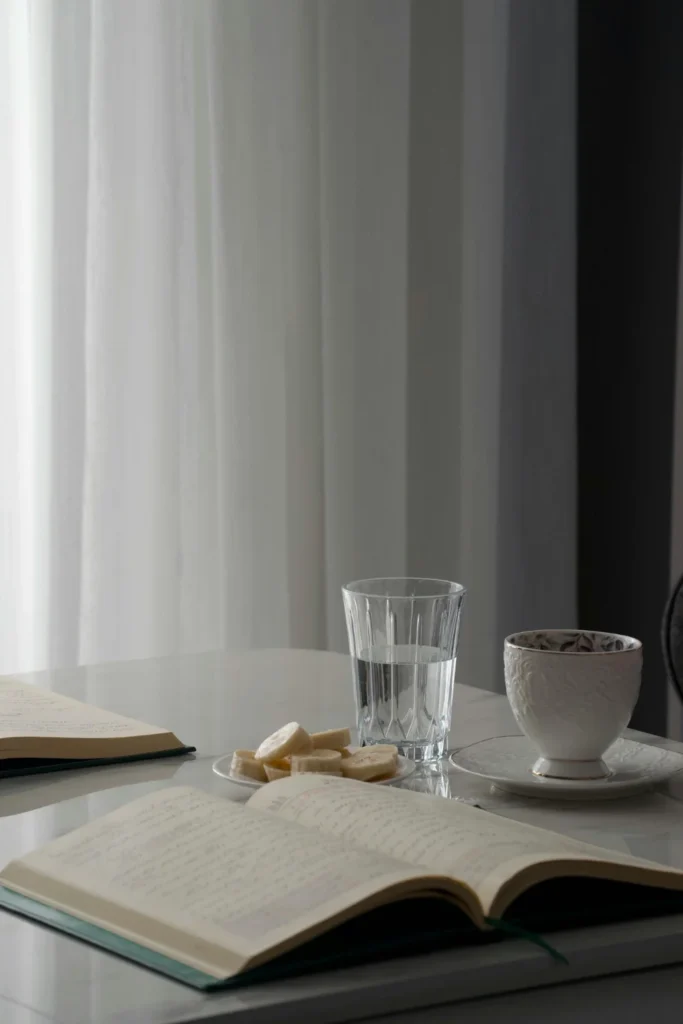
[0,680,194,777]
[1,775,683,988]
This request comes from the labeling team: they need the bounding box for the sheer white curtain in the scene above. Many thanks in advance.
[0,0,576,691]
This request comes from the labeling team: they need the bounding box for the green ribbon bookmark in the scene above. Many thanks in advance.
[484,917,569,965]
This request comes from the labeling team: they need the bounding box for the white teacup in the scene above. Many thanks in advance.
[504,629,643,780]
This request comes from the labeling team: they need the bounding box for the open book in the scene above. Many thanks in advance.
[2,775,683,988]
[0,680,193,778]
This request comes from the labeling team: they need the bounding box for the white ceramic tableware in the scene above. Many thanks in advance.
[213,751,416,789]
[449,735,683,800]
[504,629,642,780]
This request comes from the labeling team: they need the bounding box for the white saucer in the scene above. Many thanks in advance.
[213,751,416,790]
[449,735,683,800]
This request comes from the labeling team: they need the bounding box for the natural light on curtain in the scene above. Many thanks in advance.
[0,0,415,674]
[0,0,577,693]
[1,1,52,673]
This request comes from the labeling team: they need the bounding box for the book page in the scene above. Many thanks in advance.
[0,680,169,739]
[0,786,441,977]
[248,775,683,917]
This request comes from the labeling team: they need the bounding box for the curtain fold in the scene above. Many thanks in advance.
[0,0,577,693]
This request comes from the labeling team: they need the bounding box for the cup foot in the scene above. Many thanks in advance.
[531,756,611,780]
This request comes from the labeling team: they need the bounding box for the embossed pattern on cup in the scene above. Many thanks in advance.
[504,629,642,780]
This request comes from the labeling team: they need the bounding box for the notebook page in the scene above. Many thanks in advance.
[0,680,168,739]
[0,786,431,969]
[248,775,682,915]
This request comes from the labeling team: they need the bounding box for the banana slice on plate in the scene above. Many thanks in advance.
[254,722,311,762]
[290,748,343,774]
[231,750,268,782]
[264,762,291,781]
[365,743,399,757]
[310,727,352,750]
[341,749,396,781]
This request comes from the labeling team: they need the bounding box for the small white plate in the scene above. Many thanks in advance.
[213,750,416,790]
[449,735,683,801]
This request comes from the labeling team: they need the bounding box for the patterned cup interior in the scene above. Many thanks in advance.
[507,630,640,654]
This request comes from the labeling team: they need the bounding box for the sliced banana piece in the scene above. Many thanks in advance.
[362,744,399,761]
[310,727,352,750]
[231,749,268,782]
[268,756,291,768]
[290,748,343,774]
[254,722,311,762]
[341,749,396,781]
[264,763,291,781]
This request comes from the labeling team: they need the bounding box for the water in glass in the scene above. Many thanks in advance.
[353,643,457,762]
[343,577,466,763]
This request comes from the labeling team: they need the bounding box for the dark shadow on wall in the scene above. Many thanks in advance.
[578,0,683,733]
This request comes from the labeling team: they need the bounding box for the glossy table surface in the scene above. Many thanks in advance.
[2,648,683,1023]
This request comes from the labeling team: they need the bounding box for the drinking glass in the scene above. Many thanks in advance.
[342,577,466,762]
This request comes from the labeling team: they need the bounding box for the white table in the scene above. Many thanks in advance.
[2,648,683,1023]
